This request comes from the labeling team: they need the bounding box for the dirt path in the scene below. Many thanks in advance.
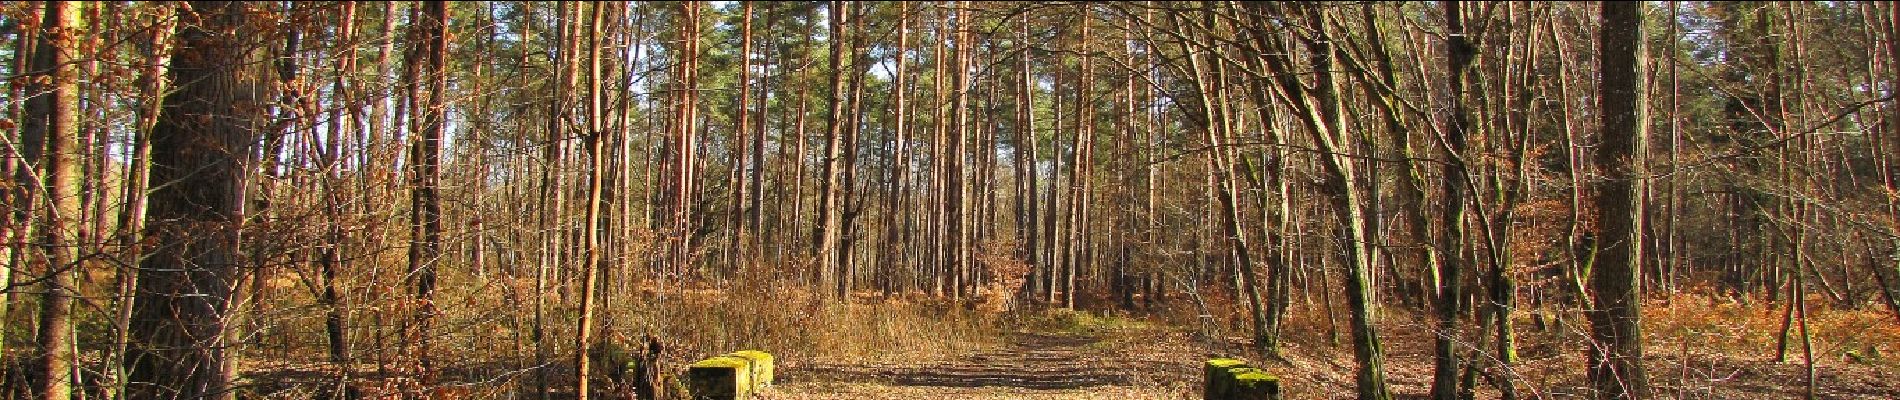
[766,330,1198,399]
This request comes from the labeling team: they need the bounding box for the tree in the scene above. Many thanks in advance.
[575,2,608,398]
[816,0,851,299]
[406,0,448,387]
[21,2,80,399]
[1586,2,1651,399]
[1431,2,1474,399]
[125,2,262,398]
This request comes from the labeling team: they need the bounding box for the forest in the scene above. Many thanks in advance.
[2,1,1899,399]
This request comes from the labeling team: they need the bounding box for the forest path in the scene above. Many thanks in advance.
[764,328,1198,399]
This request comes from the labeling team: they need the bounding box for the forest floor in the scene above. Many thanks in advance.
[225,291,1900,400]
[756,299,1900,400]
[765,316,1202,399]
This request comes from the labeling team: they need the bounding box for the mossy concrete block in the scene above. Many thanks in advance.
[1204,359,1247,399]
[1227,367,1280,400]
[687,356,752,400]
[1204,358,1278,400]
[727,350,774,388]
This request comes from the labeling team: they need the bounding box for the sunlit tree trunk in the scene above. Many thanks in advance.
[575,3,608,398]
[816,0,851,299]
[24,2,81,398]
[731,2,755,267]
[882,3,911,297]
[405,0,449,390]
[1254,4,1392,398]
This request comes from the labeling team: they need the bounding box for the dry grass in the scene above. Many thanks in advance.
[214,272,1900,399]
[760,381,1193,400]
[619,284,1006,367]
[1645,291,1900,370]
[235,270,1008,399]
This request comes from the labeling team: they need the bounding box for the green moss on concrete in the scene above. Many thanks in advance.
[728,350,774,388]
[687,356,753,399]
[1206,358,1247,368]
[1230,370,1280,399]
[1205,359,1279,400]
[1205,358,1247,374]
[1230,367,1277,385]
[690,356,749,369]
[1205,359,1247,399]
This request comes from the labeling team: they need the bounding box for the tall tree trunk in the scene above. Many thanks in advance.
[575,3,607,399]
[315,4,356,397]
[881,3,911,298]
[672,1,703,278]
[1432,3,1474,399]
[840,2,868,298]
[1065,8,1095,309]
[113,5,174,398]
[1587,3,1652,399]
[1253,4,1393,398]
[1885,0,1900,326]
[816,0,851,300]
[407,0,449,389]
[1016,14,1041,303]
[749,4,772,262]
[535,4,576,396]
[25,3,81,398]
[0,2,37,369]
[125,2,260,398]
[731,2,755,267]
[1186,1,1267,352]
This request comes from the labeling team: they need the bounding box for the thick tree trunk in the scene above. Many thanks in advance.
[125,2,261,398]
[113,6,173,398]
[1586,3,1651,399]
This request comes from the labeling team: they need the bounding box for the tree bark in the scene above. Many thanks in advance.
[125,2,261,398]
[816,0,851,299]
[406,0,449,389]
[1432,3,1474,399]
[1587,3,1652,399]
[575,3,607,398]
[24,2,81,399]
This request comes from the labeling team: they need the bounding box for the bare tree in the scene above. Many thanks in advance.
[406,0,449,387]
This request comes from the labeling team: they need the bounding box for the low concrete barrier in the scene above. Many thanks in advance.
[686,350,774,400]
[1204,358,1279,400]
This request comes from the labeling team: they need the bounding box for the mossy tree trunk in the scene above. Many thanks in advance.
[1431,2,1474,399]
